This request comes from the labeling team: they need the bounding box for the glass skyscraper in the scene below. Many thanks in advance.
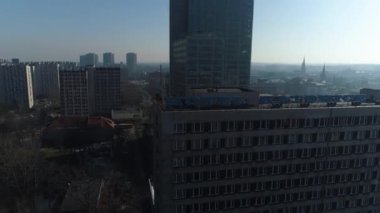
[170,0,254,96]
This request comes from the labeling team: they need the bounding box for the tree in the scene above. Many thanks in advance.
[0,133,43,212]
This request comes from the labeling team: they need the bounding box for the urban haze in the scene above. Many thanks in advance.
[1,0,380,213]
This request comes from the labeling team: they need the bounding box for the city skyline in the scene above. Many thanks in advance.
[0,0,379,64]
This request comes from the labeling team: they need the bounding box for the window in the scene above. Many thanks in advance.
[258,152,266,161]
[175,173,184,183]
[317,133,325,142]
[236,121,244,131]
[172,140,185,151]
[304,134,311,143]
[305,119,312,127]
[289,150,296,159]
[211,122,218,132]
[226,169,234,178]
[228,121,235,131]
[174,123,185,133]
[242,137,251,147]
[244,120,251,130]
[271,181,279,190]
[290,119,298,128]
[243,152,251,162]
[226,137,235,148]
[343,146,350,155]
[192,139,202,150]
[274,150,282,160]
[274,135,282,144]
[276,120,283,128]
[175,189,185,199]
[319,118,326,127]
[210,138,219,149]
[285,193,292,202]
[260,120,268,129]
[242,168,249,177]
[269,120,275,129]
[242,183,249,192]
[259,136,267,146]
[227,153,234,163]
[194,122,202,133]
[172,158,185,168]
[251,136,259,146]
[289,134,297,143]
[302,149,310,158]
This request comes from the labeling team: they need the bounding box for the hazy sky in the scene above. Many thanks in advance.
[0,0,379,64]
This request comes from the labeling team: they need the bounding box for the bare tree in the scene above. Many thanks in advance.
[0,133,42,213]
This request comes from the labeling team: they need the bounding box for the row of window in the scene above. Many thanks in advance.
[176,173,377,197]
[173,150,379,168]
[174,115,380,134]
[176,184,378,201]
[172,130,380,151]
[175,196,380,213]
[174,168,379,185]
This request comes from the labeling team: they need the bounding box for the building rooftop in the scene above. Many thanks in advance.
[191,87,253,93]
[163,94,374,111]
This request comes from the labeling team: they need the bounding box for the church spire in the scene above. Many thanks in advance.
[301,57,306,75]
[320,64,327,81]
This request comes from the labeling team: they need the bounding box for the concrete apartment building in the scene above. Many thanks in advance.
[0,64,34,109]
[59,68,121,117]
[88,67,121,116]
[153,92,380,213]
[33,62,60,101]
[59,70,89,116]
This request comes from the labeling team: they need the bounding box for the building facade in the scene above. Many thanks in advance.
[103,52,115,67]
[59,68,121,117]
[33,62,60,101]
[126,52,137,74]
[154,99,380,213]
[88,67,121,116]
[170,0,254,96]
[80,53,99,67]
[0,64,34,109]
[12,58,20,64]
[59,70,89,116]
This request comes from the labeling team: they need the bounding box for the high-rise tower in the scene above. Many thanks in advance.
[80,53,99,67]
[103,52,115,66]
[126,52,137,74]
[170,0,254,96]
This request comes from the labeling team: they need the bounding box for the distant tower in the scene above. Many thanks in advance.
[301,57,306,75]
[103,52,115,66]
[12,58,20,64]
[320,64,327,82]
[79,53,99,67]
[126,53,137,74]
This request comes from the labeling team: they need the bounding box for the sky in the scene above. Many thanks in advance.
[0,0,379,64]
